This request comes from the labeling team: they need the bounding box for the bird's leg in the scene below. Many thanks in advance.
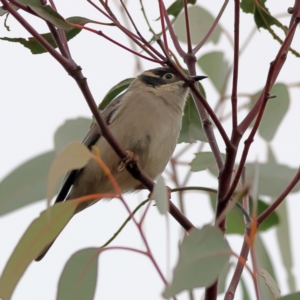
[117,150,139,172]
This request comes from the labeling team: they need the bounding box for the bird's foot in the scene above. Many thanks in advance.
[118,150,138,172]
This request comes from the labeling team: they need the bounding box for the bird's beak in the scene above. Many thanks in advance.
[188,75,208,82]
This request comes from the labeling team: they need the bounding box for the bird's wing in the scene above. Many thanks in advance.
[54,94,124,203]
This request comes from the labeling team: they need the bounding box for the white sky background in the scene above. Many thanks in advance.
[1,1,300,299]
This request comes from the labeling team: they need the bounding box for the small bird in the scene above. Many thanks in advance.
[35,67,206,261]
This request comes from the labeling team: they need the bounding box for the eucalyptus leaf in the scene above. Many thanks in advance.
[241,277,251,300]
[0,201,77,300]
[29,5,73,31]
[241,0,282,30]
[98,78,134,110]
[174,5,221,45]
[178,94,207,143]
[152,175,168,215]
[198,51,230,94]
[57,248,99,300]
[278,292,300,300]
[250,83,290,141]
[257,267,281,299]
[0,151,55,216]
[256,235,278,300]
[0,17,105,54]
[209,195,279,234]
[47,142,92,202]
[166,0,196,18]
[163,225,231,298]
[275,201,296,292]
[54,117,92,152]
[245,162,300,197]
[190,152,226,172]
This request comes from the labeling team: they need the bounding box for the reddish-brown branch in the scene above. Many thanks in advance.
[159,0,186,57]
[158,0,168,51]
[225,18,299,204]
[193,0,229,54]
[238,14,299,133]
[183,0,192,53]
[225,229,250,300]
[231,0,240,131]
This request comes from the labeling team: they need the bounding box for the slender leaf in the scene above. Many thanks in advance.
[163,225,231,298]
[166,0,196,18]
[152,175,168,215]
[0,202,77,300]
[98,78,134,110]
[54,118,92,152]
[29,5,72,31]
[0,17,105,54]
[275,201,296,292]
[257,267,281,299]
[47,142,92,202]
[57,248,99,300]
[251,84,290,141]
[174,6,221,45]
[198,51,230,94]
[245,162,300,197]
[241,277,251,300]
[0,151,55,216]
[241,0,282,30]
[278,292,300,300]
[190,152,226,172]
[217,262,232,294]
[178,94,207,143]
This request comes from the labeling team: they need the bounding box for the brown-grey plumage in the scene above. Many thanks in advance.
[35,67,206,261]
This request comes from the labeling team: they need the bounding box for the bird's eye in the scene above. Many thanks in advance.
[164,73,173,79]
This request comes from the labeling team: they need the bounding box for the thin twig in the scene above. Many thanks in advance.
[183,0,192,53]
[231,0,240,131]
[193,0,229,54]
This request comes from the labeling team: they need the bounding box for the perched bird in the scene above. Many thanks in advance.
[35,67,206,261]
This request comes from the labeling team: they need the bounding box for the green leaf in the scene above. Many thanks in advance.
[257,267,281,299]
[190,152,226,172]
[261,84,290,141]
[0,151,55,216]
[198,51,230,94]
[209,195,279,234]
[57,248,99,300]
[255,234,277,280]
[174,5,221,45]
[255,234,278,300]
[0,16,104,54]
[240,0,254,13]
[245,162,300,197]
[178,94,207,143]
[217,262,232,294]
[275,201,296,292]
[54,118,92,152]
[166,0,196,18]
[98,78,134,110]
[163,225,231,298]
[252,199,279,232]
[47,142,92,202]
[0,202,77,300]
[278,292,300,300]
[241,277,251,300]
[152,175,168,215]
[29,5,72,31]
[241,0,281,30]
